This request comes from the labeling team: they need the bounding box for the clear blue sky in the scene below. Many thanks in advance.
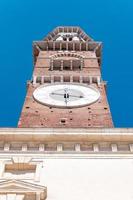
[0,0,132,127]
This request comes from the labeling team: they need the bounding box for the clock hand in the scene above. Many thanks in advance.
[51,92,83,98]
[69,94,83,98]
[51,92,64,96]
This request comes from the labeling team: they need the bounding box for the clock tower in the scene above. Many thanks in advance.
[1,26,133,200]
[18,26,113,128]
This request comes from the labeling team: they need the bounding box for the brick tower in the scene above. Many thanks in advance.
[1,26,133,200]
[18,26,113,128]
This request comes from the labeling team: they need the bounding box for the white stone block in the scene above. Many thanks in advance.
[129,144,133,152]
[4,143,10,151]
[93,144,99,152]
[111,144,118,152]
[39,144,45,152]
[57,144,63,152]
[22,144,27,152]
[75,144,81,152]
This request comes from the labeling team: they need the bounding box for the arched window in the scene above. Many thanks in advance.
[50,52,84,71]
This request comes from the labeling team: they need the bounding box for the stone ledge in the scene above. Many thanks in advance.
[0,127,133,133]
[0,128,133,142]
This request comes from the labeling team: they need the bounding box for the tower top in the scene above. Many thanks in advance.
[33,26,102,65]
[43,26,93,42]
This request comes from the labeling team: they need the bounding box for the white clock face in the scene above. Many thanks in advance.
[33,83,100,108]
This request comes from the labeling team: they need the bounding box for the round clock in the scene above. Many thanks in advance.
[33,83,100,108]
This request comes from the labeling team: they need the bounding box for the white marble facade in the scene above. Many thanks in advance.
[0,128,133,199]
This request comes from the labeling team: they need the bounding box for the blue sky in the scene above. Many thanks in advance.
[0,0,132,127]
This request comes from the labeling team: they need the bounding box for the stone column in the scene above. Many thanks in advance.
[70,60,73,70]
[80,60,83,70]
[36,192,41,200]
[97,76,101,86]
[70,75,73,83]
[89,76,92,84]
[66,42,68,50]
[60,42,62,51]
[41,76,44,84]
[86,42,88,51]
[50,59,53,71]
[61,60,63,71]
[35,163,42,181]
[80,76,83,83]
[53,42,55,51]
[0,161,5,177]
[33,76,36,85]
[51,75,54,83]
[73,42,75,51]
[79,43,82,51]
[60,75,63,83]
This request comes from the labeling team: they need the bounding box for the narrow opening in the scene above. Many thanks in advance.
[63,37,67,41]
[36,77,41,84]
[54,76,60,82]
[64,76,70,82]
[64,66,70,70]
[26,106,30,109]
[61,119,66,123]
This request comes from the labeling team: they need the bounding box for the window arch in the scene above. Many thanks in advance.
[50,52,84,71]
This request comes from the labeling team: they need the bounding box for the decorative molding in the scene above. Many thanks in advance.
[0,158,42,182]
[0,129,132,154]
[0,179,47,200]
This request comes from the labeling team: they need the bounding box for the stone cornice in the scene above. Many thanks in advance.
[0,128,132,155]
[0,128,132,142]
